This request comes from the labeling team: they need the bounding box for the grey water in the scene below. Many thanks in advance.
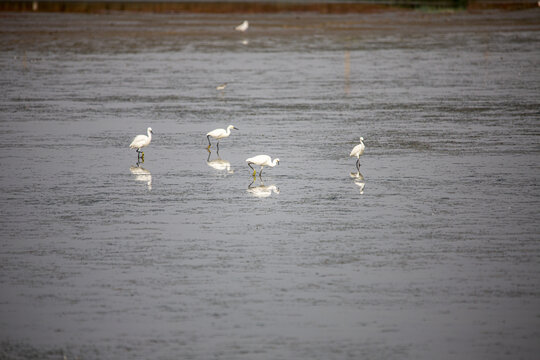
[0,9,539,359]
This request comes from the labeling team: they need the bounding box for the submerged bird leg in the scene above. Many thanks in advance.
[207,135,212,148]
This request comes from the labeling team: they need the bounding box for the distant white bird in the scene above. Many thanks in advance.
[350,136,365,171]
[129,127,153,158]
[206,125,238,149]
[235,20,249,32]
[246,155,279,177]
[216,83,227,91]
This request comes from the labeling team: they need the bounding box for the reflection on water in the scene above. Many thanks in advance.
[247,178,279,198]
[130,162,152,190]
[350,171,365,194]
[206,149,233,175]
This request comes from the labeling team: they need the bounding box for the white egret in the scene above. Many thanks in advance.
[235,20,249,32]
[246,155,279,177]
[216,83,227,91]
[350,136,365,171]
[129,127,153,159]
[206,125,238,149]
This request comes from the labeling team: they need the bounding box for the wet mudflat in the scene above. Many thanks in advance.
[0,9,539,359]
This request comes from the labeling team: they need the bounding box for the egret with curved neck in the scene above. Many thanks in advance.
[206,125,238,150]
[246,155,279,177]
[350,137,365,171]
[129,127,153,160]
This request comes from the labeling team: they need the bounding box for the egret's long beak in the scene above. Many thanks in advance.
[234,127,239,130]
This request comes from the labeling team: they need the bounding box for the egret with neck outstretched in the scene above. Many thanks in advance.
[350,137,365,171]
[129,127,153,160]
[246,155,279,177]
[206,125,238,150]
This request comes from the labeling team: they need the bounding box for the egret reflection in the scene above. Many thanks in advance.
[130,162,152,190]
[247,178,279,198]
[350,171,365,195]
[206,149,233,175]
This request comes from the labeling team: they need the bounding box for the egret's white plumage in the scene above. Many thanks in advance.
[235,20,249,32]
[206,125,238,148]
[129,127,153,157]
[216,83,227,91]
[350,136,365,171]
[246,155,279,176]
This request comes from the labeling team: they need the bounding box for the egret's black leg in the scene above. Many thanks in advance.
[216,141,220,151]
[207,135,212,147]
[356,158,360,171]
[259,167,264,178]
[248,162,256,176]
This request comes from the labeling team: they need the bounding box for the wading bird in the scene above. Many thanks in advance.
[350,137,365,171]
[129,127,153,160]
[206,125,238,150]
[216,83,227,91]
[246,155,279,177]
[235,20,249,32]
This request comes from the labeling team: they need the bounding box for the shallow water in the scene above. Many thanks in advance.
[0,10,539,359]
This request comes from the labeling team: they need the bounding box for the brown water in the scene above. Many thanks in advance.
[0,9,539,360]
